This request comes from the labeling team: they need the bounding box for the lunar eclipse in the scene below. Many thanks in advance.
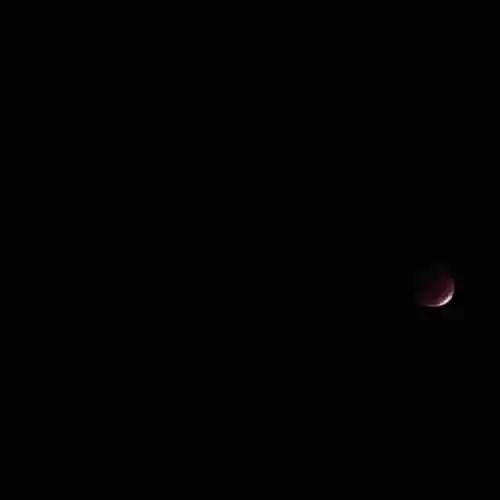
[414,266,455,308]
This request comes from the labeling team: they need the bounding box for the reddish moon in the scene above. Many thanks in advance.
[415,268,455,308]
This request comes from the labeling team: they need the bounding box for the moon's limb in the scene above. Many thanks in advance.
[416,273,455,308]
[425,281,454,307]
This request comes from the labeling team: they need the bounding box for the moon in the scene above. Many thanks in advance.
[415,268,455,308]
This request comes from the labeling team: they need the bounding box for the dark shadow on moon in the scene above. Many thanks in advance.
[414,264,455,309]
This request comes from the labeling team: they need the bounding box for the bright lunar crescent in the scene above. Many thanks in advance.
[415,271,455,308]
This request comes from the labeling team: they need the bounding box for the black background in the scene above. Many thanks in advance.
[3,3,498,483]
[206,44,497,437]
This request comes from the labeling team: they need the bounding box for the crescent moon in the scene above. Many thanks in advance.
[425,280,454,307]
[415,271,455,308]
